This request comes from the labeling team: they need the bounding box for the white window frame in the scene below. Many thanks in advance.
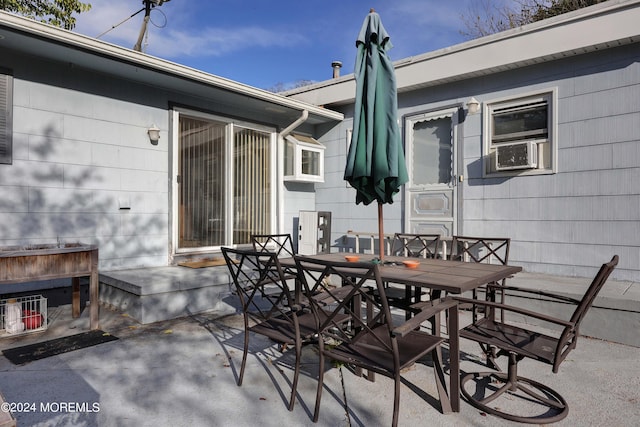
[283,133,325,183]
[171,107,277,254]
[483,88,558,177]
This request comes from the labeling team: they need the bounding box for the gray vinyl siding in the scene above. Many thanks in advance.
[460,44,640,281]
[314,116,406,253]
[0,49,295,270]
[0,53,169,270]
[313,43,639,282]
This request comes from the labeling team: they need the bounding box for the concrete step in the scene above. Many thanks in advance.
[99,266,236,324]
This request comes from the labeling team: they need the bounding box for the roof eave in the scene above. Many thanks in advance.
[0,11,343,124]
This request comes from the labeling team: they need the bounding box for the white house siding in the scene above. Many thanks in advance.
[311,42,639,282]
[1,49,313,270]
[313,119,406,254]
[0,53,170,270]
[447,44,639,282]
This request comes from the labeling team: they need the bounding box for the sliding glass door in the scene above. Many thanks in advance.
[174,109,274,252]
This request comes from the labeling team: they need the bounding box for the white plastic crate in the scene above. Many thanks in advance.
[0,295,48,337]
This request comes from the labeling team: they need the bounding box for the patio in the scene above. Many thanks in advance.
[1,290,639,426]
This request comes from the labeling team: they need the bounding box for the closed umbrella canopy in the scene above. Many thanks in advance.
[344,10,408,205]
[344,10,408,258]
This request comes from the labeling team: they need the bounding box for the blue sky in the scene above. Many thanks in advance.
[72,0,502,91]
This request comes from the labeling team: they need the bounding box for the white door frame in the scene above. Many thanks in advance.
[403,106,460,237]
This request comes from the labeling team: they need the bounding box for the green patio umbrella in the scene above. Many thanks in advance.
[344,9,408,259]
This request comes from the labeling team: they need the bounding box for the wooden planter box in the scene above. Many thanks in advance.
[0,243,99,330]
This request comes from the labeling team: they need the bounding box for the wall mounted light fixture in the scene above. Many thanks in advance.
[466,97,480,115]
[148,124,160,145]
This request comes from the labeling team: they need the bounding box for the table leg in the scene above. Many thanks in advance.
[430,290,442,336]
[365,297,375,382]
[448,304,460,412]
[72,277,81,318]
[89,249,100,330]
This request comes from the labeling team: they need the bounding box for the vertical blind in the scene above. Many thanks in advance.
[233,127,271,244]
[178,114,271,249]
[0,72,12,165]
[179,116,226,248]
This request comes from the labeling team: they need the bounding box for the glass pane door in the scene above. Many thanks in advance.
[411,117,453,185]
[404,108,458,237]
[178,116,227,248]
[176,111,274,251]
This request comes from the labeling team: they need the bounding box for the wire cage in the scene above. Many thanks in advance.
[0,294,48,337]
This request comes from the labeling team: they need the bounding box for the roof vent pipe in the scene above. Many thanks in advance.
[332,61,342,78]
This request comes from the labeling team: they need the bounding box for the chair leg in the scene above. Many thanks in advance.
[431,348,452,414]
[313,349,325,423]
[392,375,401,427]
[480,343,500,371]
[238,320,250,387]
[288,338,302,411]
[460,352,569,424]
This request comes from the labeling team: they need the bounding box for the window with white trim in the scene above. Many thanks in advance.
[0,69,13,165]
[484,90,556,175]
[283,133,325,183]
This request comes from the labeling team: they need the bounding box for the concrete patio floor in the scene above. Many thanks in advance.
[1,300,639,427]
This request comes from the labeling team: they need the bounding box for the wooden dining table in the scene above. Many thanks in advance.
[279,252,523,413]
[281,253,521,296]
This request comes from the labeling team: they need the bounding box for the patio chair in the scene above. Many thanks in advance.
[221,247,314,411]
[448,236,511,321]
[252,233,300,286]
[293,255,459,427]
[448,236,510,265]
[251,233,296,258]
[391,233,441,259]
[375,233,442,319]
[455,255,618,424]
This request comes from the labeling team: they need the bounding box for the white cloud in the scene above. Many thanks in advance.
[146,26,307,58]
[73,0,142,41]
[73,0,307,59]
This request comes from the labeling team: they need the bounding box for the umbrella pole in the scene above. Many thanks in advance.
[378,202,385,260]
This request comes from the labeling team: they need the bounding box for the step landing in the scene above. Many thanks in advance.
[99,266,237,324]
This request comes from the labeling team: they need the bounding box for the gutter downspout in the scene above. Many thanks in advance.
[280,109,309,137]
[278,109,310,241]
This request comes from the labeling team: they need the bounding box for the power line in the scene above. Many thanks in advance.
[95,7,145,39]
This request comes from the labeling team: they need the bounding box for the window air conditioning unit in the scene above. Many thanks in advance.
[495,141,538,171]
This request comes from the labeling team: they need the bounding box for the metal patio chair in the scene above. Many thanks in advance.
[294,255,459,427]
[251,233,296,258]
[449,236,511,321]
[375,233,442,319]
[252,233,299,291]
[391,233,441,259]
[448,236,510,266]
[221,247,314,411]
[455,255,619,424]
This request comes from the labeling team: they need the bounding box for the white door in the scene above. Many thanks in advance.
[298,211,318,255]
[404,107,459,237]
